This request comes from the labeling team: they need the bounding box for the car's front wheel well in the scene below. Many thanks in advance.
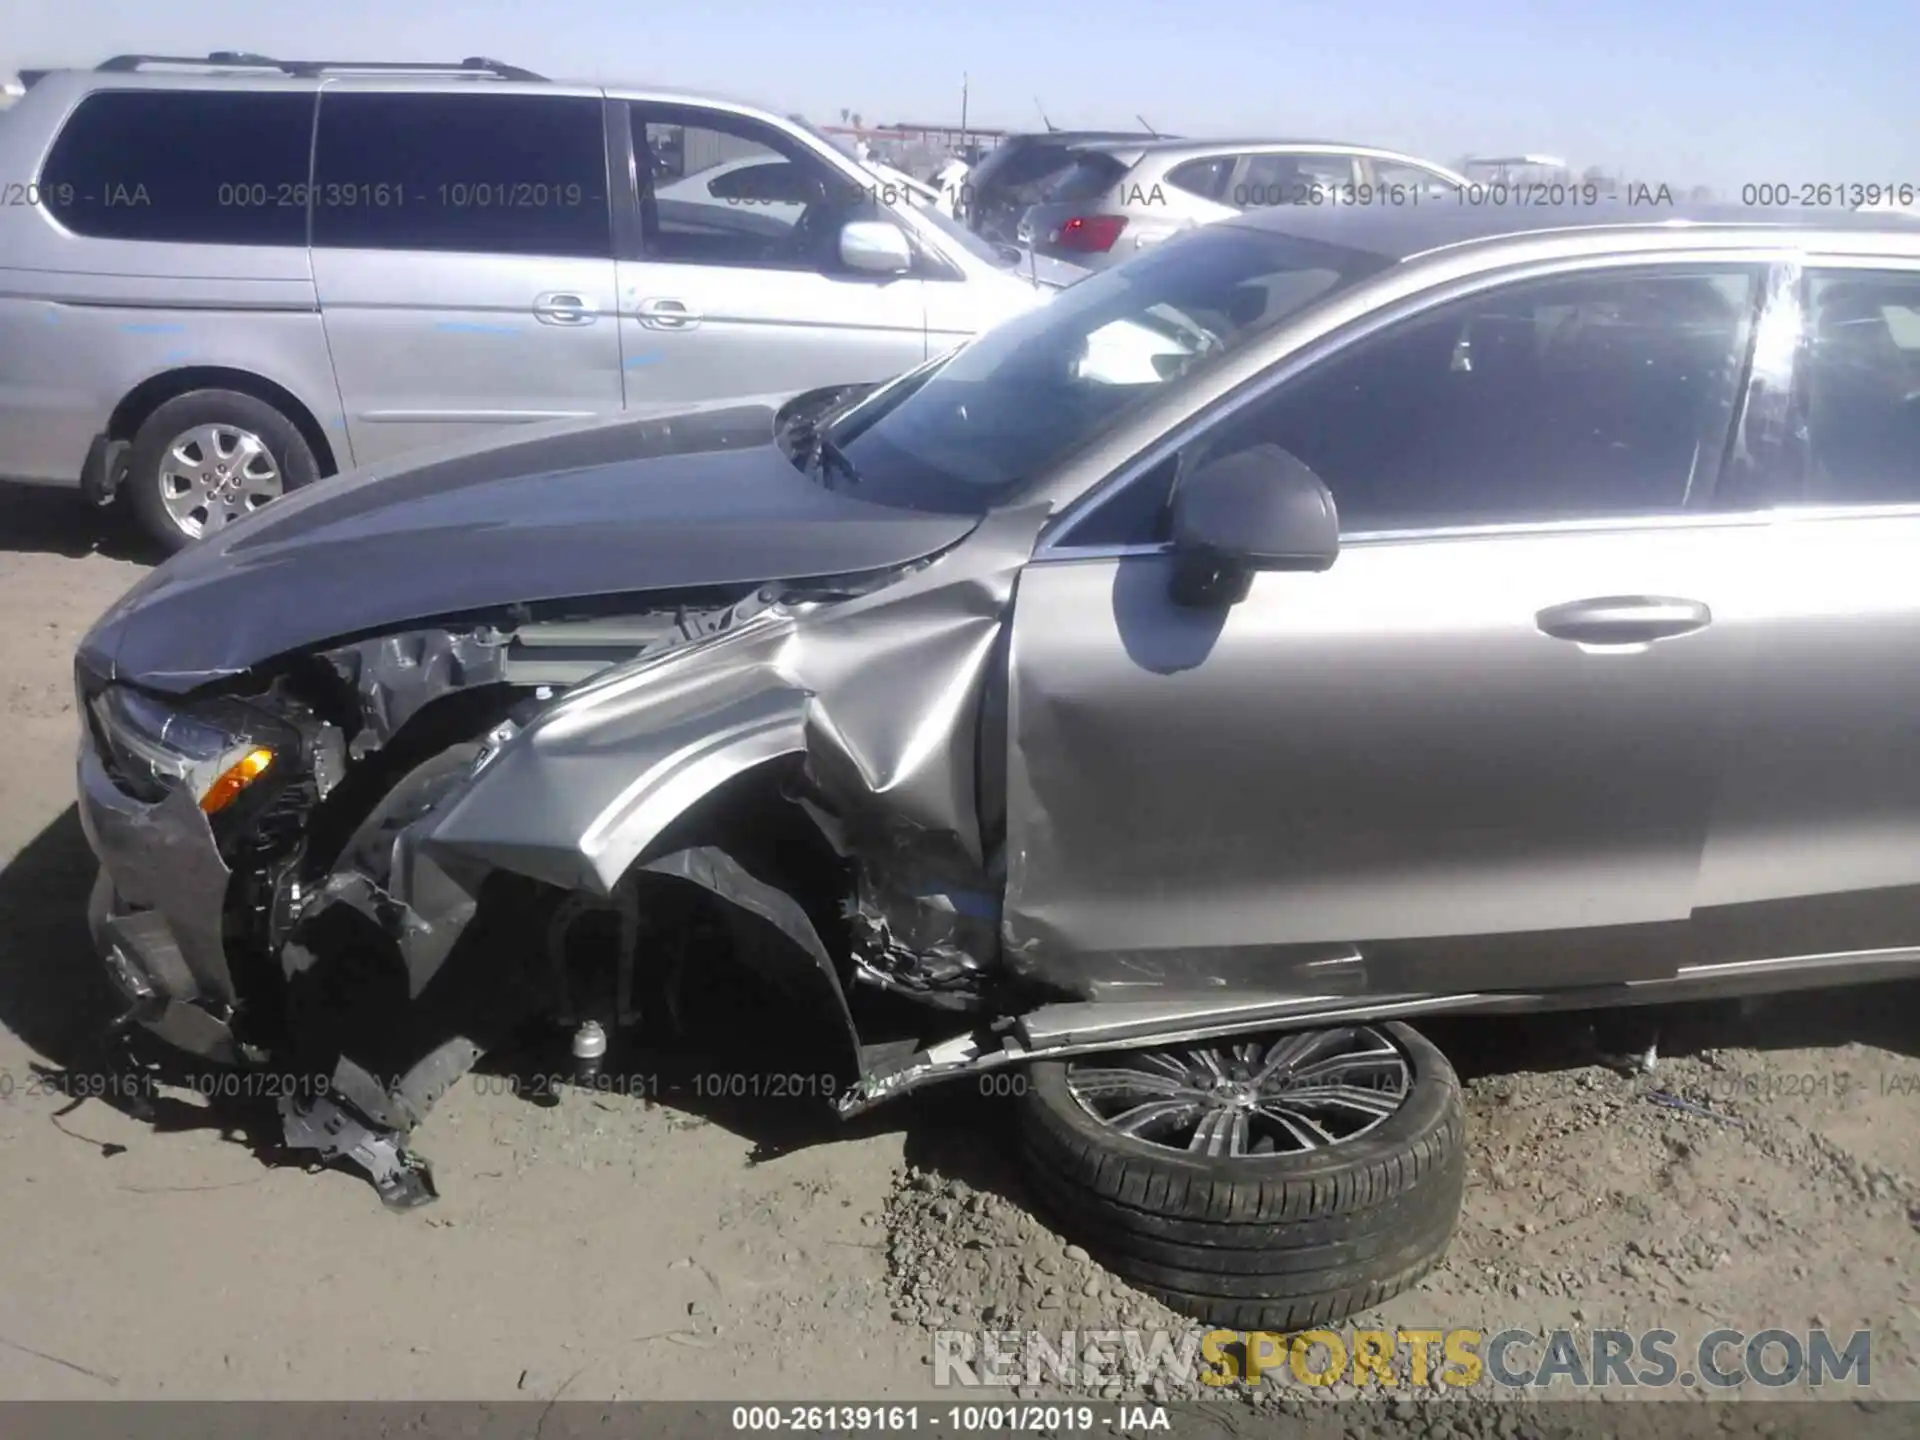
[638,760,853,957]
[109,367,339,478]
[300,682,530,881]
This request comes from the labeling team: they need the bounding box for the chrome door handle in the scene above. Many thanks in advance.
[534,292,597,325]
[1536,596,1712,646]
[636,297,701,330]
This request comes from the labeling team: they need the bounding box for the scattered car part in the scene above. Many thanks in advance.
[281,1090,438,1208]
[1016,1023,1466,1328]
[571,1019,609,1085]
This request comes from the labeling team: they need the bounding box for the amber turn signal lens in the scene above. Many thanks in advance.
[200,747,274,814]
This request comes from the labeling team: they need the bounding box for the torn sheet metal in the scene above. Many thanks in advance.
[280,1092,438,1209]
[420,505,1052,942]
[639,845,861,1077]
[77,742,236,1008]
[845,861,1001,1009]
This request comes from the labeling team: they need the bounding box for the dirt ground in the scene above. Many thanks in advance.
[0,479,1914,1418]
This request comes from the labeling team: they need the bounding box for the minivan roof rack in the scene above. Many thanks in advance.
[94,54,546,81]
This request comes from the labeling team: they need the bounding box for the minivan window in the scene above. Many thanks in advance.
[311,93,611,258]
[818,226,1391,515]
[635,107,878,270]
[40,90,316,245]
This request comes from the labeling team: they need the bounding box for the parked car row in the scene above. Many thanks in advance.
[950,128,1467,269]
[0,55,1082,550]
[69,129,1920,1324]
[32,50,1920,1334]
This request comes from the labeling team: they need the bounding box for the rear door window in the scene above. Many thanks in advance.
[40,89,316,245]
[1166,156,1234,203]
[1372,159,1461,197]
[1232,152,1361,208]
[1792,271,1920,505]
[311,92,612,257]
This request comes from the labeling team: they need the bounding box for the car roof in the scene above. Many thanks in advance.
[998,129,1168,144]
[1226,200,1920,261]
[41,64,828,118]
[1124,136,1366,153]
[1074,136,1458,171]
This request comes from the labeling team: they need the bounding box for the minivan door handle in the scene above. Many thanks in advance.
[1535,596,1712,646]
[534,292,597,325]
[636,297,701,330]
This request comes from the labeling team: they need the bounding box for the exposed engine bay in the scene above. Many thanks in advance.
[78,493,1052,1204]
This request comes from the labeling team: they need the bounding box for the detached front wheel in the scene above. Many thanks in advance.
[1017,1022,1466,1329]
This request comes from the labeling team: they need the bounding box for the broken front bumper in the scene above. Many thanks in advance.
[77,736,240,1062]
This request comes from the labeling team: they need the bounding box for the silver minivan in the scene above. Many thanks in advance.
[0,55,1063,550]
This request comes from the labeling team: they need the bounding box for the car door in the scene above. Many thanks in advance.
[1692,262,1920,965]
[615,103,929,414]
[1003,263,1769,999]
[311,87,623,466]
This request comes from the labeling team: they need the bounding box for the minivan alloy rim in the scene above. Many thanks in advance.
[1063,1026,1411,1156]
[158,423,282,537]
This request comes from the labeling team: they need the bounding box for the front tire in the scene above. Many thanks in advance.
[1017,1022,1466,1329]
[125,389,319,553]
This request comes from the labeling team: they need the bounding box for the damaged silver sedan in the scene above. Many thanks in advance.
[73,200,1920,1328]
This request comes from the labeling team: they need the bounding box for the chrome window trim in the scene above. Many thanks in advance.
[1036,248,1790,557]
[1030,501,1920,568]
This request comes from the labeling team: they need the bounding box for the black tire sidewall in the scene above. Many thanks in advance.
[1021,1020,1459,1193]
[126,388,319,553]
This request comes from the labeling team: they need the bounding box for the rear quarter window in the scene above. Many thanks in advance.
[1166,156,1234,203]
[39,89,317,245]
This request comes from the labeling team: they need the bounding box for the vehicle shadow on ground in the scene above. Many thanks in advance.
[6,797,1917,1209]
[0,809,975,1191]
[0,480,156,562]
[0,805,299,1169]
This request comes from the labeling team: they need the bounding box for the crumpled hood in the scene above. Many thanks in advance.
[82,402,979,692]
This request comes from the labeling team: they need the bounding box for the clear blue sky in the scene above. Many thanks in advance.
[4,0,1912,189]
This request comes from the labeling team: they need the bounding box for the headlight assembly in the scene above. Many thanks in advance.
[88,686,275,813]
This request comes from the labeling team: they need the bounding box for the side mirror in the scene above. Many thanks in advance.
[1168,444,1338,606]
[840,220,913,276]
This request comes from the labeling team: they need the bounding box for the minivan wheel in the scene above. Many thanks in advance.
[126,390,319,552]
[1016,1022,1466,1330]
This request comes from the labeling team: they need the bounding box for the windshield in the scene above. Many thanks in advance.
[804,225,1391,514]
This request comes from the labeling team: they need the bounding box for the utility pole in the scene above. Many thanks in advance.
[959,72,969,153]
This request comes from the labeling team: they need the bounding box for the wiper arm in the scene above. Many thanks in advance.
[785,417,863,489]
[810,431,862,488]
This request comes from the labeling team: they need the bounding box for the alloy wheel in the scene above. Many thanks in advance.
[1063,1026,1412,1157]
[157,423,283,538]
